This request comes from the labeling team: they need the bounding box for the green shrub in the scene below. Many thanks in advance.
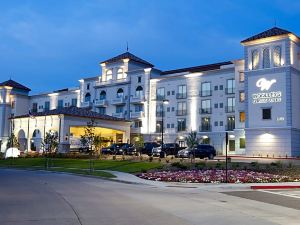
[149,156,153,162]
[171,162,188,170]
[195,161,206,170]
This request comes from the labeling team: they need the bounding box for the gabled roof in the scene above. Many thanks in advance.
[13,106,130,122]
[241,27,296,43]
[161,61,233,75]
[101,51,154,67]
[0,79,31,91]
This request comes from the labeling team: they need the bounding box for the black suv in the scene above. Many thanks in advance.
[141,142,160,156]
[190,144,216,160]
[121,144,137,155]
[153,143,184,158]
[101,143,126,155]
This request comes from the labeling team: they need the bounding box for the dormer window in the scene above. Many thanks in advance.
[263,48,270,69]
[106,70,112,81]
[251,49,259,70]
[273,46,281,67]
[117,68,124,80]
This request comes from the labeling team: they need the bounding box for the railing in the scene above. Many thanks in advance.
[225,124,235,131]
[130,111,145,118]
[176,110,187,116]
[176,93,187,99]
[225,88,235,94]
[199,125,212,132]
[199,90,212,97]
[95,77,130,86]
[156,111,164,117]
[177,127,186,132]
[81,101,92,108]
[225,106,235,113]
[199,108,212,114]
[112,97,126,105]
[131,95,145,103]
[112,112,125,118]
[95,99,108,107]
[156,95,165,101]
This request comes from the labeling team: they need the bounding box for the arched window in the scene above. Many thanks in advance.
[106,70,112,81]
[85,93,91,102]
[251,49,259,70]
[117,68,124,80]
[117,88,124,98]
[100,91,106,100]
[273,46,281,67]
[135,86,143,97]
[263,48,270,68]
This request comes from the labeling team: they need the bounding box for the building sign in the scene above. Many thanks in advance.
[252,78,282,104]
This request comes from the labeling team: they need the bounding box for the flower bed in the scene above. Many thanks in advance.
[137,169,300,183]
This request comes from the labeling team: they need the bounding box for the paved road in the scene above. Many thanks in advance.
[0,169,299,225]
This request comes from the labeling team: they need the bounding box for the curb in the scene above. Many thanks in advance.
[251,185,300,190]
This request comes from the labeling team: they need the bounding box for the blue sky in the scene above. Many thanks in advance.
[1,0,300,93]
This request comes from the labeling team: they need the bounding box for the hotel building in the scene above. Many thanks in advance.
[1,26,300,157]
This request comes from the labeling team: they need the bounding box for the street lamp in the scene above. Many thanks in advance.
[161,99,169,157]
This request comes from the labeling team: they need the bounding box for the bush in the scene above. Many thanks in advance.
[171,162,188,170]
[195,161,206,170]
[149,156,153,162]
[231,162,240,170]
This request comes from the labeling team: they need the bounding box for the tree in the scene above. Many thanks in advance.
[185,131,199,162]
[42,131,59,154]
[134,134,144,155]
[6,133,20,149]
[94,135,103,157]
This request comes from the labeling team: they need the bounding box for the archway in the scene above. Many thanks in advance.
[17,129,27,152]
[31,129,42,152]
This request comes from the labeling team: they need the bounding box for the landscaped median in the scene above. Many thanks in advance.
[0,158,162,179]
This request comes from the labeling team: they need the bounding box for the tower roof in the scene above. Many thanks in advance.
[0,79,31,91]
[241,27,298,44]
[100,51,154,67]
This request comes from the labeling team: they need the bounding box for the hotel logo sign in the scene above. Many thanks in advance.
[252,78,282,104]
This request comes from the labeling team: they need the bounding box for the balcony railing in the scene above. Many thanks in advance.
[199,125,212,132]
[176,93,187,99]
[95,99,108,107]
[199,108,212,114]
[225,106,235,113]
[81,101,92,108]
[112,112,125,118]
[199,90,212,97]
[156,111,164,117]
[177,127,186,132]
[176,110,187,116]
[225,124,235,131]
[131,95,145,103]
[225,88,235,94]
[95,77,130,86]
[130,111,145,119]
[156,95,166,101]
[112,97,126,105]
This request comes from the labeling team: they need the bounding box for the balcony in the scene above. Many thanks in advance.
[81,101,92,108]
[112,112,125,118]
[199,125,212,132]
[95,99,108,107]
[112,97,126,105]
[176,93,187,99]
[225,106,235,113]
[177,127,187,132]
[225,124,235,131]
[131,95,145,104]
[199,108,212,114]
[199,90,212,97]
[95,77,130,87]
[225,88,235,94]
[156,95,165,101]
[176,110,187,116]
[130,111,145,119]
[156,111,165,117]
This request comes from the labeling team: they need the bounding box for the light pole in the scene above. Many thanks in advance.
[161,99,169,157]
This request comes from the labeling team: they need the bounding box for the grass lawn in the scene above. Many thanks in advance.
[0,158,163,178]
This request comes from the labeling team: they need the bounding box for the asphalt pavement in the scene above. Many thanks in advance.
[0,169,299,225]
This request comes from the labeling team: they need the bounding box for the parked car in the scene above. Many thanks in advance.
[177,144,216,160]
[101,143,126,155]
[152,143,185,158]
[141,142,161,156]
[122,144,138,155]
[78,146,91,153]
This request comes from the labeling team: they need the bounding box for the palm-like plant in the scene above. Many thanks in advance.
[185,131,199,149]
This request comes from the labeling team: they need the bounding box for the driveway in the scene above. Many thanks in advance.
[0,169,299,225]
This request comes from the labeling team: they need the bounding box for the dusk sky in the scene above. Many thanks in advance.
[1,0,300,94]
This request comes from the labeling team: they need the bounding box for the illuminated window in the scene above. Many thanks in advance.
[106,70,112,81]
[156,87,165,100]
[177,119,186,132]
[201,100,211,114]
[135,86,143,97]
[239,111,245,122]
[239,91,245,102]
[201,82,212,97]
[239,72,245,83]
[240,138,246,148]
[252,49,259,70]
[262,108,271,120]
[117,68,124,80]
[273,46,281,67]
